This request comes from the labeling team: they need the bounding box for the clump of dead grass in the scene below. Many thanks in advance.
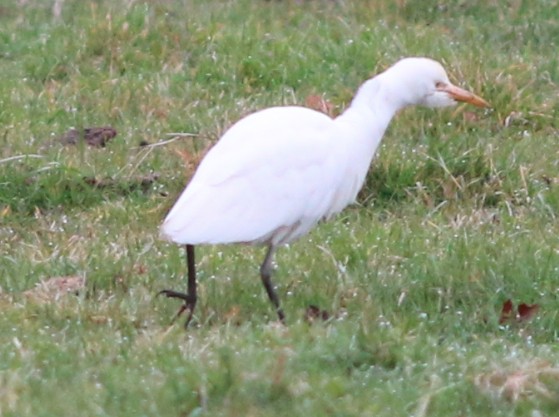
[474,360,559,403]
[23,275,86,304]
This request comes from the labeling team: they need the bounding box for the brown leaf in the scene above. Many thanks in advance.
[304,305,330,322]
[84,127,117,147]
[305,94,336,117]
[59,126,117,147]
[23,276,86,303]
[517,303,539,322]
[499,299,514,324]
[499,299,539,324]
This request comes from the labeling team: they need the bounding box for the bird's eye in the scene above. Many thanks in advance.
[435,81,446,89]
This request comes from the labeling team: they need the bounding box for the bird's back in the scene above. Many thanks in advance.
[161,106,350,246]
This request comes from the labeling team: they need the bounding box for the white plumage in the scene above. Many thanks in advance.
[159,57,489,326]
[162,107,342,246]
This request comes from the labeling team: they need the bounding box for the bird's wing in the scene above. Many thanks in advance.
[161,106,348,245]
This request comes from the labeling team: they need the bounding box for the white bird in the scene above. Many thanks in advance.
[159,57,489,326]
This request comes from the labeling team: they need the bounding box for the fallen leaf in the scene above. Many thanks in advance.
[499,299,539,324]
[304,304,330,322]
[59,126,117,147]
[305,94,336,117]
[499,299,514,324]
[84,127,117,147]
[517,303,539,322]
[23,276,86,303]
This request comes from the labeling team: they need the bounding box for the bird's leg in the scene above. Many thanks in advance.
[158,244,197,328]
[260,244,285,323]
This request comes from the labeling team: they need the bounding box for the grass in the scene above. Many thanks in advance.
[1,0,559,416]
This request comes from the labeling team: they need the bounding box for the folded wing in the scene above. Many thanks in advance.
[161,106,348,246]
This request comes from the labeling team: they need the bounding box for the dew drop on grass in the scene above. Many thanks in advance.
[377,315,392,328]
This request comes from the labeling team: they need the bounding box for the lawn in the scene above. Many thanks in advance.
[1,0,558,416]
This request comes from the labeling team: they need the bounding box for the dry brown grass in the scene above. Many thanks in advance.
[474,360,559,403]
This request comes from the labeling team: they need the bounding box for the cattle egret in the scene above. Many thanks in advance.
[159,57,489,326]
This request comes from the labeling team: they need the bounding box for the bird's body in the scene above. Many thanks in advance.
[162,103,385,246]
[159,57,489,326]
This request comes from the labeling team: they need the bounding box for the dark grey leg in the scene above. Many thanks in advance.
[260,244,285,323]
[159,244,197,328]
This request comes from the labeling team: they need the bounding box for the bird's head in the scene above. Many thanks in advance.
[379,57,489,109]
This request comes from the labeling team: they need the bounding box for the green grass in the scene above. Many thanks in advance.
[1,0,559,416]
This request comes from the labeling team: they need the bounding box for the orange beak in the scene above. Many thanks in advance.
[437,83,490,108]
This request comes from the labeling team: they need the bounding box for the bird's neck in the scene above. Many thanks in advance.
[331,77,402,202]
[347,75,405,121]
[334,77,400,159]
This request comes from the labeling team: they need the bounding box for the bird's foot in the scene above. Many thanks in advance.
[158,289,197,328]
[276,307,286,324]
